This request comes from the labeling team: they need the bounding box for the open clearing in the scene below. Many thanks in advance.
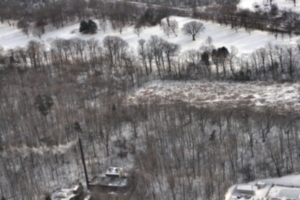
[128,81,300,113]
[0,16,298,55]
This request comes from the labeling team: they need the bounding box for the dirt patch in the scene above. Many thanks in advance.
[243,95,255,100]
[70,29,77,34]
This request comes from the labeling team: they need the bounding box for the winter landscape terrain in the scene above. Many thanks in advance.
[1,0,300,200]
[0,15,298,54]
[238,0,300,12]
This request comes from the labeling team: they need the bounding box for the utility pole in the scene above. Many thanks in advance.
[79,137,89,190]
[74,121,89,190]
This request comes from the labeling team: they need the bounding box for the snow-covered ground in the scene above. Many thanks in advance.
[127,80,300,113]
[0,16,297,55]
[239,0,300,12]
[225,174,300,200]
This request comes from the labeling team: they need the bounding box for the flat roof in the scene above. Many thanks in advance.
[236,185,254,191]
[268,186,300,199]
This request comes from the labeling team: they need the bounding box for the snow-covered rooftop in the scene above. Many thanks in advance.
[226,175,300,200]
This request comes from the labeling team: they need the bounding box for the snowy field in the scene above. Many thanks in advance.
[239,0,300,12]
[128,81,300,113]
[0,16,298,55]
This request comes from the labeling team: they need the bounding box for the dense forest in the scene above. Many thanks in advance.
[1,0,300,199]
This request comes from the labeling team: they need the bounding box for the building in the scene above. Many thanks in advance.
[88,167,136,199]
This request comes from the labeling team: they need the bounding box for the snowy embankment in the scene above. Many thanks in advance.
[0,15,298,55]
[128,81,300,113]
[238,0,300,12]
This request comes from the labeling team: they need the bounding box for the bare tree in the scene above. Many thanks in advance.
[26,40,44,69]
[161,21,172,38]
[257,48,267,80]
[161,19,179,38]
[274,45,285,73]
[17,19,30,37]
[138,39,149,75]
[103,36,129,67]
[147,36,164,76]
[170,19,179,37]
[99,19,107,33]
[182,21,205,41]
[286,46,294,80]
[134,26,143,37]
[228,46,238,76]
[162,41,180,73]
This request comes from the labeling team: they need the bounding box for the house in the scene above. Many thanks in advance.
[88,167,136,198]
[52,183,84,200]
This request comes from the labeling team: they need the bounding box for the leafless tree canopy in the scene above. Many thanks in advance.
[182,21,205,41]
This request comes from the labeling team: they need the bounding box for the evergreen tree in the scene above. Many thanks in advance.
[44,193,51,200]
[35,94,53,116]
[79,20,89,33]
[74,121,82,133]
[79,19,97,34]
[88,19,97,34]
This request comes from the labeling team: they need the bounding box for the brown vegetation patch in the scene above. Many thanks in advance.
[70,29,77,34]
[243,95,255,100]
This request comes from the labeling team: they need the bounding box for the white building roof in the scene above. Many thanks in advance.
[105,167,124,177]
[236,185,254,192]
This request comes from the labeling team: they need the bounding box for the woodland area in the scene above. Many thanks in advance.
[1,0,300,200]
[1,35,300,199]
[1,0,300,40]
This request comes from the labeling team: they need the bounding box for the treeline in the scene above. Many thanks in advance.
[128,0,240,6]
[194,3,300,39]
[1,35,300,82]
[2,0,300,42]
[0,0,182,38]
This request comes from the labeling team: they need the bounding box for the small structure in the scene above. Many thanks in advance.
[52,183,84,200]
[236,185,255,196]
[105,167,125,178]
[255,181,266,189]
[88,167,136,198]
[229,184,255,200]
